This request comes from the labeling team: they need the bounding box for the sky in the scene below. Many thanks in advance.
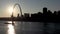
[0,0,60,17]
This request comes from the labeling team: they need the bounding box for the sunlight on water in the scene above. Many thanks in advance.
[7,21,15,34]
[8,21,15,24]
[8,21,12,23]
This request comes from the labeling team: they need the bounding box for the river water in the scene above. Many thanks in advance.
[0,21,60,34]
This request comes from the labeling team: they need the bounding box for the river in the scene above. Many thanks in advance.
[0,21,59,34]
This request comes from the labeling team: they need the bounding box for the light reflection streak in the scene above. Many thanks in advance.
[8,21,12,23]
[7,21,15,34]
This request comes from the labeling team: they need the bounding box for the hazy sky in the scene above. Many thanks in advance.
[0,0,60,17]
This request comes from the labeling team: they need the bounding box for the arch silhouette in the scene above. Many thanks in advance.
[13,3,22,17]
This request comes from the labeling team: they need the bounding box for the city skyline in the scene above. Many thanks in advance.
[0,0,60,17]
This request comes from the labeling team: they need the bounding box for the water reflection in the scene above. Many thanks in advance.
[7,21,15,34]
[8,21,12,23]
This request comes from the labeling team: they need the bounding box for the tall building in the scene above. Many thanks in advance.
[17,13,20,17]
[11,13,13,17]
[43,7,47,14]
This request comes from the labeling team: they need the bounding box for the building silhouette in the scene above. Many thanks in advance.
[43,7,47,14]
[11,13,14,18]
[17,13,20,18]
[24,13,30,18]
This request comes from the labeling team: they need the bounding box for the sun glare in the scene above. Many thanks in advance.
[8,7,13,14]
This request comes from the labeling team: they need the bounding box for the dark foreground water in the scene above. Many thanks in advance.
[0,21,60,34]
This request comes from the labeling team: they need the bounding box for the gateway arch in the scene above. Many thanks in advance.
[13,3,22,17]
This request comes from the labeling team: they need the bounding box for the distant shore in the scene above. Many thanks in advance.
[0,17,60,23]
